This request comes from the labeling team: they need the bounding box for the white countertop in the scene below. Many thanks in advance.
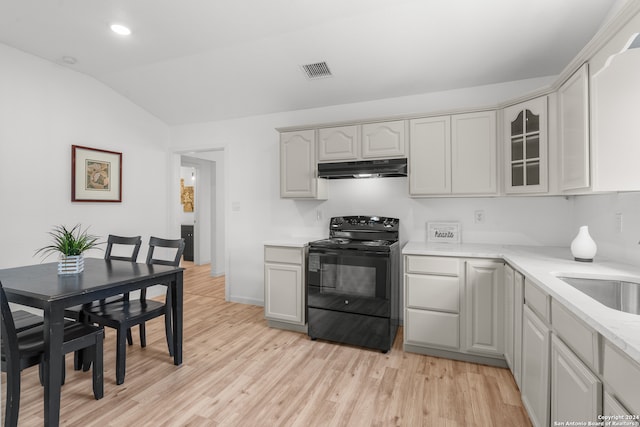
[263,236,324,248]
[402,241,640,364]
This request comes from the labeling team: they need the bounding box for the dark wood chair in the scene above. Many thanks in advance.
[65,234,142,321]
[66,235,142,370]
[82,236,184,385]
[12,310,44,333]
[1,282,104,427]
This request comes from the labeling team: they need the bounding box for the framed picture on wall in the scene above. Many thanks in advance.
[72,145,122,202]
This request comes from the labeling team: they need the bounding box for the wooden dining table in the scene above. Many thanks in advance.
[0,258,184,427]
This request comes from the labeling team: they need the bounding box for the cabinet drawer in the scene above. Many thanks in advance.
[551,299,599,370]
[405,308,459,349]
[264,246,303,264]
[405,256,460,276]
[603,341,640,414]
[525,278,550,322]
[406,274,459,312]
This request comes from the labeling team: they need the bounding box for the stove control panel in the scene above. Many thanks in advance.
[329,216,399,231]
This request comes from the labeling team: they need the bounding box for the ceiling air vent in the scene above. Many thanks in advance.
[301,61,332,80]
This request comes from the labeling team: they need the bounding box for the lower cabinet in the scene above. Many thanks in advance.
[465,260,503,356]
[521,304,550,427]
[603,340,640,417]
[604,391,640,426]
[264,245,307,332]
[403,252,640,427]
[550,335,602,424]
[513,270,524,388]
[403,255,504,365]
[181,224,194,261]
[404,256,462,350]
[504,265,515,371]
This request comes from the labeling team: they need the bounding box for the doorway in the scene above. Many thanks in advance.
[172,150,226,287]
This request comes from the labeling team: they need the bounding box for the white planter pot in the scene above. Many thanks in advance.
[58,254,85,275]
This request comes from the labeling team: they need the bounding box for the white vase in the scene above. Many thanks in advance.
[570,226,597,262]
[58,254,85,275]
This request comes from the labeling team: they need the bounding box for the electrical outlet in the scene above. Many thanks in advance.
[616,212,623,232]
[474,210,485,224]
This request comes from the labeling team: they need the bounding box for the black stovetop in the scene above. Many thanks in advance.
[309,216,399,251]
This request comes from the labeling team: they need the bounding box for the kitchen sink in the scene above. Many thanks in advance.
[557,276,640,315]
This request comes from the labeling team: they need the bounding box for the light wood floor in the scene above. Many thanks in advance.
[3,263,532,426]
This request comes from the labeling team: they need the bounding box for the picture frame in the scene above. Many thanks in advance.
[427,222,461,243]
[72,145,122,202]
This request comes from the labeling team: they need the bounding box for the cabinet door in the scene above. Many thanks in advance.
[451,111,497,194]
[513,270,524,389]
[521,305,550,427]
[504,264,515,371]
[465,260,503,355]
[551,335,601,425]
[591,13,640,192]
[604,391,639,426]
[318,125,359,162]
[559,64,590,191]
[361,120,406,158]
[409,116,451,195]
[264,262,303,324]
[280,130,326,199]
[504,97,548,194]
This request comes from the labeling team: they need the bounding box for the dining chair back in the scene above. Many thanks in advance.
[1,282,104,427]
[104,234,142,262]
[142,237,185,356]
[146,236,185,266]
[68,234,143,370]
[82,237,184,385]
[11,310,44,333]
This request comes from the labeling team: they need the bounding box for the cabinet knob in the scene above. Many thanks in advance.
[344,300,349,305]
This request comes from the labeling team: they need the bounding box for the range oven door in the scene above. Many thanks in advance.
[307,247,391,317]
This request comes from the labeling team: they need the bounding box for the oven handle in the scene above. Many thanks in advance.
[308,248,390,257]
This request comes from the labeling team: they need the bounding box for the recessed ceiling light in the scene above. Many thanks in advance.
[110,24,131,36]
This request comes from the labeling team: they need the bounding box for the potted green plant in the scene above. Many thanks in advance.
[35,224,102,274]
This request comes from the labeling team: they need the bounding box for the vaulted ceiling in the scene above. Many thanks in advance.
[0,0,620,125]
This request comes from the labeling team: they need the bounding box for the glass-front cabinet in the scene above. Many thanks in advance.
[503,97,548,194]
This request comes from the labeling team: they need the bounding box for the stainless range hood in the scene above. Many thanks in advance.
[317,158,408,179]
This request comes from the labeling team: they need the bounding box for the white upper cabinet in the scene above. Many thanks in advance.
[590,11,640,192]
[559,64,590,192]
[452,111,497,194]
[409,116,451,195]
[280,130,327,199]
[317,125,359,162]
[317,120,406,163]
[361,120,406,158]
[410,111,496,196]
[503,97,548,194]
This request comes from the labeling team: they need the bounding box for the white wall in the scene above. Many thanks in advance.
[191,150,226,277]
[169,76,576,305]
[0,44,172,268]
[5,41,637,307]
[571,193,640,265]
